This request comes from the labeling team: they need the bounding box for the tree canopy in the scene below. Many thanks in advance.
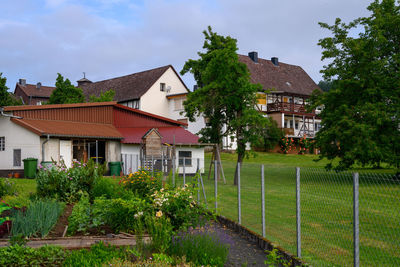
[89,89,115,102]
[0,73,22,107]
[48,74,85,104]
[181,26,268,183]
[311,0,400,169]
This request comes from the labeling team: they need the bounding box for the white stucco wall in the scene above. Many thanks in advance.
[40,138,60,163]
[0,117,41,170]
[107,140,121,163]
[175,146,204,174]
[140,67,188,118]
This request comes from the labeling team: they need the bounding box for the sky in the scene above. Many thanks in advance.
[0,0,371,91]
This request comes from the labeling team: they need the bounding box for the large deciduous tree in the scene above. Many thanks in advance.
[48,73,85,104]
[0,73,22,107]
[181,26,268,184]
[311,0,400,169]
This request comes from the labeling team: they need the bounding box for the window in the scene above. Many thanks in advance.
[0,137,4,151]
[178,151,192,166]
[36,101,42,105]
[257,93,266,105]
[174,98,183,110]
[315,123,321,132]
[289,120,294,129]
[295,121,299,130]
[13,149,21,166]
[160,83,166,91]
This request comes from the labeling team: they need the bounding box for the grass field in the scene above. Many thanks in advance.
[176,152,399,267]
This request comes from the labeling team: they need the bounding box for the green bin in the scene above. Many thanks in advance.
[108,161,122,176]
[23,158,38,178]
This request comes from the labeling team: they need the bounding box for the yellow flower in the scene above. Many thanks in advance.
[156,210,163,218]
[128,173,133,178]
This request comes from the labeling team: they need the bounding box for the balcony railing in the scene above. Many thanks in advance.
[267,102,311,113]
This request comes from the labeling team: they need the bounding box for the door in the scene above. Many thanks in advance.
[60,140,72,168]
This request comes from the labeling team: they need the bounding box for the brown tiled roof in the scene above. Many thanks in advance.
[11,118,123,139]
[81,65,188,102]
[15,83,55,98]
[238,54,321,96]
[4,101,116,111]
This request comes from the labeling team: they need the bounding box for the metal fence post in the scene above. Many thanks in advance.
[136,154,139,172]
[353,172,360,267]
[151,155,154,177]
[215,160,218,213]
[296,167,301,258]
[197,158,200,202]
[183,157,186,185]
[238,162,241,224]
[172,157,175,187]
[261,164,266,238]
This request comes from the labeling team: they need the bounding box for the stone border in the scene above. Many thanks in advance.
[215,215,308,267]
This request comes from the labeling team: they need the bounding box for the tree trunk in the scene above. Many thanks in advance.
[234,128,245,185]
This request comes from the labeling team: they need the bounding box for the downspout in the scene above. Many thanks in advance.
[42,135,50,162]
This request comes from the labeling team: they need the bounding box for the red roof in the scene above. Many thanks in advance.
[118,127,199,144]
[12,118,123,139]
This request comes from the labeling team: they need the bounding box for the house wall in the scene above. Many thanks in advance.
[0,117,40,172]
[175,146,204,174]
[107,140,121,163]
[140,67,188,118]
[40,138,60,163]
[121,144,141,155]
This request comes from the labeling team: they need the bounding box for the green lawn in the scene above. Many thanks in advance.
[176,152,399,267]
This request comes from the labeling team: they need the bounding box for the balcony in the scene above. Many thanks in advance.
[267,102,311,114]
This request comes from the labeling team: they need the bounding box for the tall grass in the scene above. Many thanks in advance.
[11,199,64,238]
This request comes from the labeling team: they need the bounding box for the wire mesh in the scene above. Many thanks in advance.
[358,172,400,266]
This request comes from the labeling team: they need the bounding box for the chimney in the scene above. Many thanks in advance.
[19,79,26,86]
[271,57,279,66]
[193,85,198,91]
[36,82,41,89]
[248,51,258,63]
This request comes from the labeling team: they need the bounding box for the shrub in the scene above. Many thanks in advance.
[119,168,162,200]
[90,177,125,200]
[64,242,127,267]
[93,196,151,233]
[11,199,64,238]
[169,231,229,267]
[0,178,17,198]
[0,244,65,267]
[145,215,173,253]
[280,135,294,154]
[67,194,99,235]
[152,185,202,230]
[36,159,106,202]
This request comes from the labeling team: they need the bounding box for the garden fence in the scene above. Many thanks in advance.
[145,157,399,267]
[124,156,400,266]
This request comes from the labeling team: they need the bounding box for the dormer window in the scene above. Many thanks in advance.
[160,83,166,91]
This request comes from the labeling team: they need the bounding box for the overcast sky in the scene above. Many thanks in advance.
[0,0,371,91]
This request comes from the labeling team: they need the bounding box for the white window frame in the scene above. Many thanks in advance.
[178,151,192,166]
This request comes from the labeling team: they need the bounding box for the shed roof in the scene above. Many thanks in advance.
[11,118,123,139]
[118,127,199,145]
[238,54,321,96]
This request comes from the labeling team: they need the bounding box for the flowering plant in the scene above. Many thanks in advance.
[151,185,200,230]
[280,135,294,154]
[298,135,310,154]
[119,168,162,199]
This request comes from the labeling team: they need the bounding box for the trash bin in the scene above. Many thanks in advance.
[108,162,122,176]
[23,158,38,178]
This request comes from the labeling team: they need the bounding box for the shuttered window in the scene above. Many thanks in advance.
[13,149,21,166]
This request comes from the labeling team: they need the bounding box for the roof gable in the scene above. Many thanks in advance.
[81,65,188,102]
[238,54,321,96]
[14,83,55,98]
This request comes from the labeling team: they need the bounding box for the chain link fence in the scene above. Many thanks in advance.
[122,156,400,266]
